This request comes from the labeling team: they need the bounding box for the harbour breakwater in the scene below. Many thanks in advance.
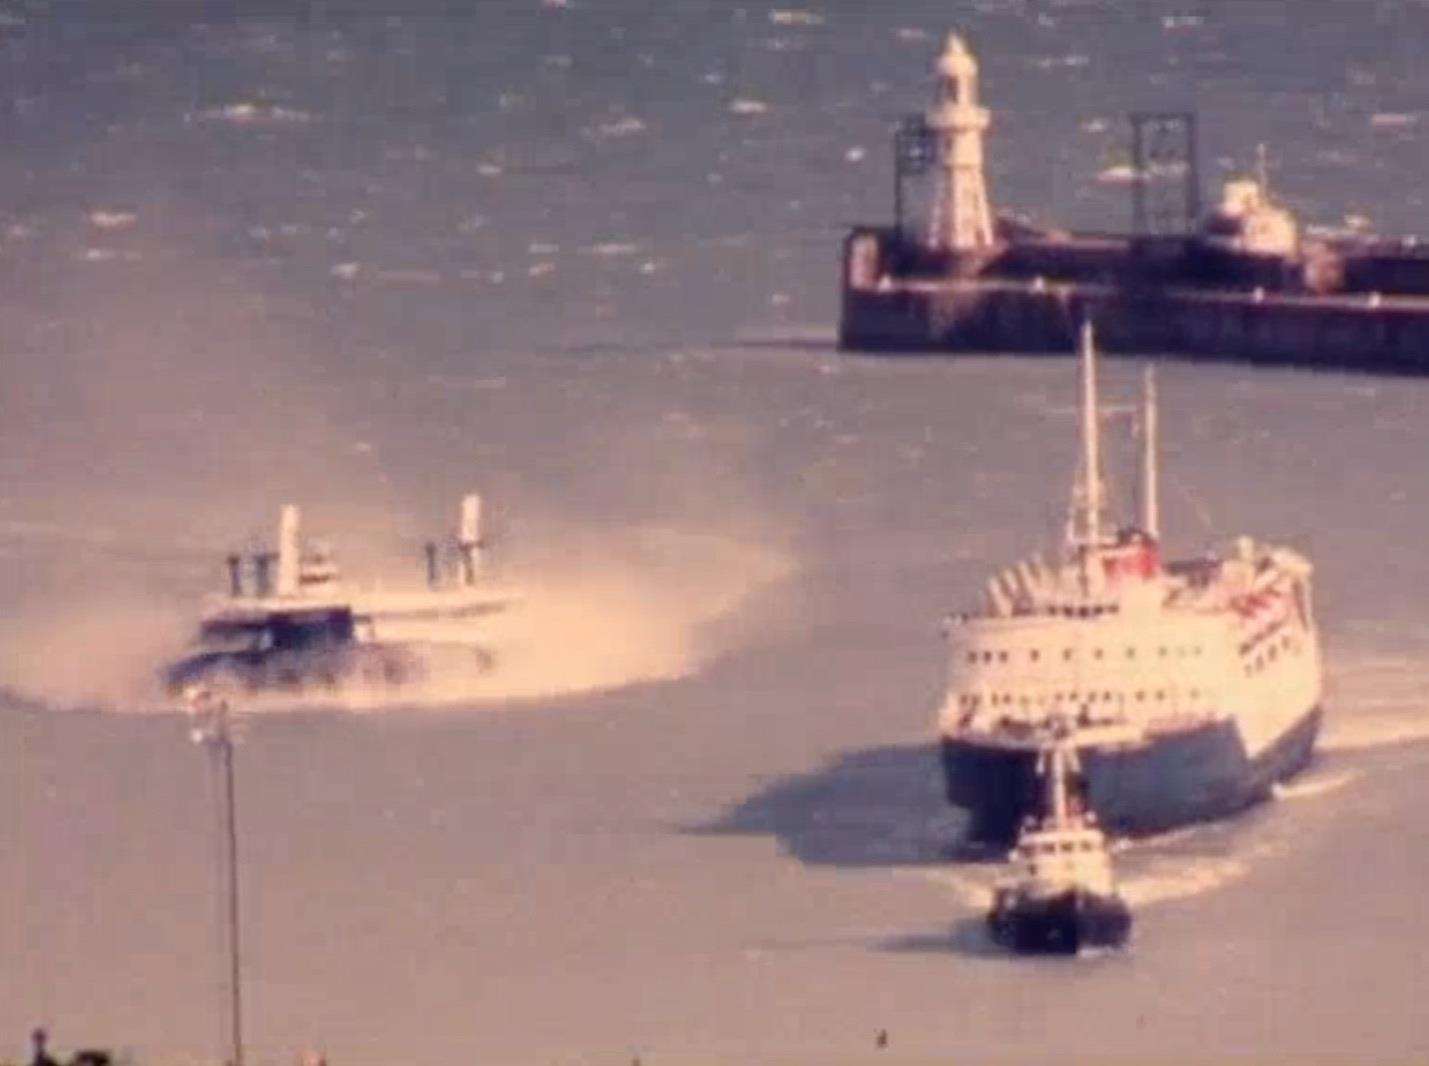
[841,258,1429,370]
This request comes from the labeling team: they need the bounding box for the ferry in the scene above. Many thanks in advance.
[937,324,1322,843]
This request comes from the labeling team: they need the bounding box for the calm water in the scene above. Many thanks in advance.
[4,2,1429,1062]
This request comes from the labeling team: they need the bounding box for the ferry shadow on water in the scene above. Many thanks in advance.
[691,740,986,868]
[692,742,1021,958]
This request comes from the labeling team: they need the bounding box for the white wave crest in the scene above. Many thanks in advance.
[192,102,315,126]
[1272,768,1362,800]
[917,867,996,911]
[729,98,769,116]
[1119,855,1247,907]
[1323,714,1429,752]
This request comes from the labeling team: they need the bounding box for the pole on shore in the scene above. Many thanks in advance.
[185,688,244,1066]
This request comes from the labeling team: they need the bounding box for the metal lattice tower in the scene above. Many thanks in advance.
[1130,112,1201,236]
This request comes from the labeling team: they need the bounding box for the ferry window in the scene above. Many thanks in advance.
[1029,650,1040,662]
[1093,648,1103,660]
[967,652,977,664]
[1063,648,1074,661]
[1061,843,1075,853]
[1135,691,1145,701]
[1156,690,1166,700]
[1126,647,1136,659]
[1103,691,1113,701]
[1158,646,1167,657]
[983,652,994,663]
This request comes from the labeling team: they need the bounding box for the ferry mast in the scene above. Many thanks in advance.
[1066,320,1108,556]
[1141,365,1160,539]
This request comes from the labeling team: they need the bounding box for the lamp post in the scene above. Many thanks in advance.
[185,688,244,1066]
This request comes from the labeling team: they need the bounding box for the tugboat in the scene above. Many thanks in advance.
[938,321,1322,843]
[988,730,1131,954]
[164,494,514,695]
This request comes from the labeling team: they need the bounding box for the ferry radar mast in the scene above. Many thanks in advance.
[1066,320,1109,561]
[1141,365,1160,539]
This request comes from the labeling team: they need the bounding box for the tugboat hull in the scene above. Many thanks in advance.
[944,706,1323,844]
[988,888,1131,954]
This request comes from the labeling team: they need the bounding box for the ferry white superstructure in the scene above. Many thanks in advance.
[937,325,1323,842]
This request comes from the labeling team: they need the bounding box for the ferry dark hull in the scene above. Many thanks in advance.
[943,706,1323,845]
[988,888,1131,954]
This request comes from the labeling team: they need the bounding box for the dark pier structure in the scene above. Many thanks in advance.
[840,36,1429,371]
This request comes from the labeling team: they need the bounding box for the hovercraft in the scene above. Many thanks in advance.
[164,494,513,696]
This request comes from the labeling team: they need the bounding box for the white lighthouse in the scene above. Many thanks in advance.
[926,33,996,253]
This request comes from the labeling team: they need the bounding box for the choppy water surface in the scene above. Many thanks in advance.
[5,2,1429,1063]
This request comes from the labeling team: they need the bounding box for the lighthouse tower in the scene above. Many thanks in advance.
[926,34,995,253]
